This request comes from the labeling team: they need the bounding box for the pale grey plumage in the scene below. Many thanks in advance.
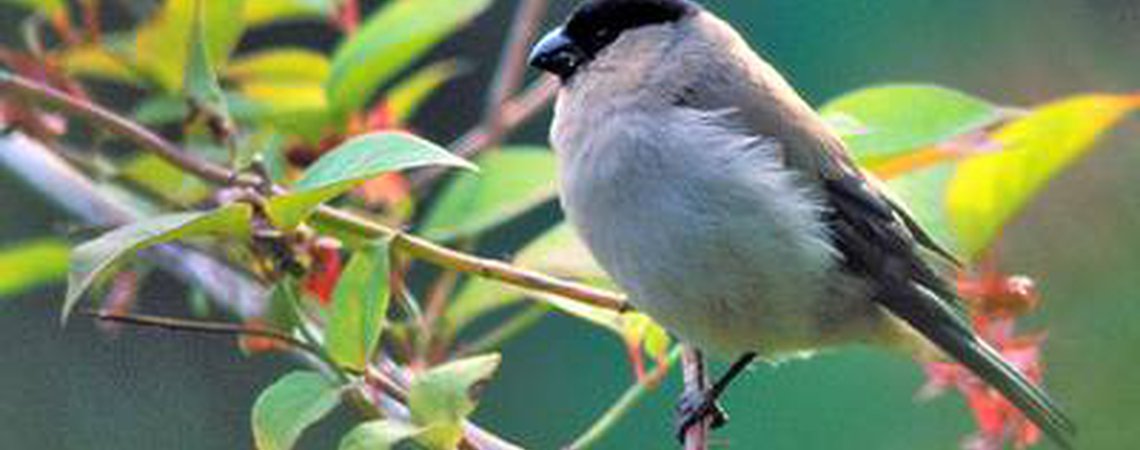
[531,1,1074,446]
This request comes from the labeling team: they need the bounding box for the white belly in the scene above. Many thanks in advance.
[555,107,873,358]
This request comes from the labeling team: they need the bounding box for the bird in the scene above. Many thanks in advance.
[527,0,1075,447]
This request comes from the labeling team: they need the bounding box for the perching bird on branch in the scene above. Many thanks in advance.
[528,0,1074,447]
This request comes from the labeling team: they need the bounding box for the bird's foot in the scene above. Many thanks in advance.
[674,389,729,442]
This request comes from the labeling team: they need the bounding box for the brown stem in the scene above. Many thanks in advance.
[681,347,711,450]
[0,73,261,186]
[483,0,549,147]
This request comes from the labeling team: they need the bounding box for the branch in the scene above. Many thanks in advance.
[0,132,523,450]
[0,72,260,186]
[0,72,626,313]
[0,133,266,317]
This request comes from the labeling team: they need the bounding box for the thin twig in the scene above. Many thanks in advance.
[410,76,559,190]
[566,346,683,450]
[484,0,549,147]
[682,347,712,450]
[83,310,346,380]
[0,72,626,314]
[0,73,260,186]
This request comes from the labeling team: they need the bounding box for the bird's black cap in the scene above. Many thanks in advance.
[529,0,701,79]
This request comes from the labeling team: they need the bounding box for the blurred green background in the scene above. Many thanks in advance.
[1,0,1138,449]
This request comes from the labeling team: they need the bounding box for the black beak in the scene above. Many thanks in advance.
[528,27,587,80]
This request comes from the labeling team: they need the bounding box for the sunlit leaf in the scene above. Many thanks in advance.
[56,45,140,84]
[267,132,475,229]
[0,0,66,16]
[339,420,422,450]
[946,94,1140,259]
[420,149,557,241]
[135,0,247,92]
[326,0,493,113]
[386,60,466,124]
[65,204,253,321]
[821,84,1005,166]
[244,0,335,26]
[225,49,331,84]
[238,81,332,140]
[326,240,391,371]
[408,354,500,450]
[252,371,342,450]
[119,154,212,204]
[0,239,69,298]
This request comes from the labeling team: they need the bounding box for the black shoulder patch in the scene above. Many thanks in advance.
[564,0,699,58]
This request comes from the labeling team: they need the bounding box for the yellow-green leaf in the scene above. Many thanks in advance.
[243,0,335,26]
[946,94,1140,259]
[408,354,501,450]
[266,132,475,229]
[821,84,1005,167]
[0,239,69,298]
[252,371,342,450]
[64,204,253,321]
[119,154,212,205]
[56,45,141,84]
[225,49,331,84]
[419,148,558,241]
[326,240,392,371]
[339,420,422,450]
[0,0,66,16]
[326,0,493,113]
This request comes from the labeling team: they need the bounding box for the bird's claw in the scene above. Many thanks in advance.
[674,389,729,442]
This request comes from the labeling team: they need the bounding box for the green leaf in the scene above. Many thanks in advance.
[0,239,69,298]
[883,164,957,254]
[135,0,247,92]
[420,149,558,241]
[821,84,1005,166]
[326,0,494,113]
[326,240,392,371]
[339,420,422,450]
[244,0,335,26]
[252,371,342,450]
[225,49,331,84]
[408,354,501,450]
[64,204,252,321]
[386,60,466,124]
[119,154,212,205]
[184,0,232,123]
[267,132,475,229]
[0,0,66,16]
[946,94,1140,260]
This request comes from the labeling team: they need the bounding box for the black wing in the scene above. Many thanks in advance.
[824,171,1076,449]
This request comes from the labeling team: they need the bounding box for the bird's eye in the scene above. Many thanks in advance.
[594,28,615,40]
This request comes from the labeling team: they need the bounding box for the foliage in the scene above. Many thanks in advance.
[0,1,1136,449]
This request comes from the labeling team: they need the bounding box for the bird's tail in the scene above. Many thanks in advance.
[899,287,1076,449]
